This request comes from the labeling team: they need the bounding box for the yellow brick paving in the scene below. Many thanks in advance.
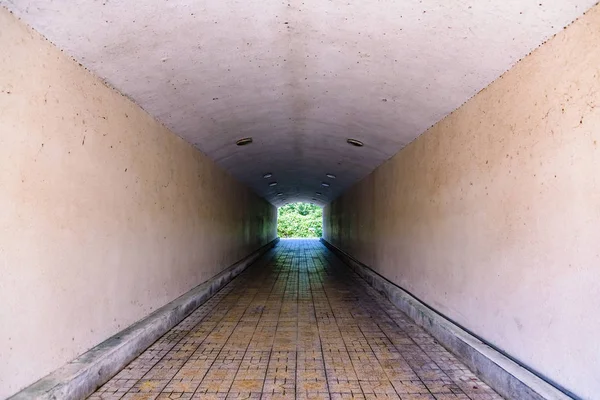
[89,239,502,400]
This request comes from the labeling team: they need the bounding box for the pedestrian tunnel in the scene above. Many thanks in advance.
[1,2,599,399]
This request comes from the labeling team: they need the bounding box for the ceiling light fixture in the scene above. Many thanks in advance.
[269,182,278,187]
[315,192,322,196]
[321,182,330,187]
[236,137,253,146]
[263,173,272,178]
[326,173,336,179]
[347,138,364,147]
[277,193,283,196]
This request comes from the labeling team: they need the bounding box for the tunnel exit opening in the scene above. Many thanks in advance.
[277,202,323,238]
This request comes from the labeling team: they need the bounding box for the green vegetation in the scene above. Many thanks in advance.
[277,202,323,238]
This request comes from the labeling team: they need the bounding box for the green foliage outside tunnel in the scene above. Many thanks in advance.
[277,202,323,238]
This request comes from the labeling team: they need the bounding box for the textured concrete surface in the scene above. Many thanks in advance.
[323,5,600,399]
[88,239,502,400]
[9,239,279,400]
[321,239,571,400]
[1,0,597,205]
[0,9,276,398]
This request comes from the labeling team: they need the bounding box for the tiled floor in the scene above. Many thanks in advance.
[89,239,502,400]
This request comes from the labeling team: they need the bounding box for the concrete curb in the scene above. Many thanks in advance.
[320,238,573,400]
[10,238,280,400]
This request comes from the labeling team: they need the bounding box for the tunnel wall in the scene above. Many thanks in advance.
[323,6,600,400]
[0,9,277,398]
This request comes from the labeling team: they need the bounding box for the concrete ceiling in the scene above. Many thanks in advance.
[3,0,595,206]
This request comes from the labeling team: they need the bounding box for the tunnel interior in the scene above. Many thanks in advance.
[1,1,600,399]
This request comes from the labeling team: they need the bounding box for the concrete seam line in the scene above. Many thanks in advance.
[9,237,280,400]
[319,238,574,400]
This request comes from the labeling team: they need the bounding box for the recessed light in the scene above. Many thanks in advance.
[263,173,272,178]
[269,182,278,187]
[236,137,253,146]
[277,193,283,196]
[321,182,330,187]
[347,138,363,147]
[315,192,322,196]
[326,173,336,179]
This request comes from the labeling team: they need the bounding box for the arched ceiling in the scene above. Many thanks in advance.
[4,0,595,206]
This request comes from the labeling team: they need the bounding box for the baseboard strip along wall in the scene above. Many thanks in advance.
[9,238,280,400]
[320,238,574,400]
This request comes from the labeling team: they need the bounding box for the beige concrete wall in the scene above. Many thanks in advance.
[0,9,276,398]
[324,6,600,399]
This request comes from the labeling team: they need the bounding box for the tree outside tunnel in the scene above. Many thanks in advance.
[277,203,323,238]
